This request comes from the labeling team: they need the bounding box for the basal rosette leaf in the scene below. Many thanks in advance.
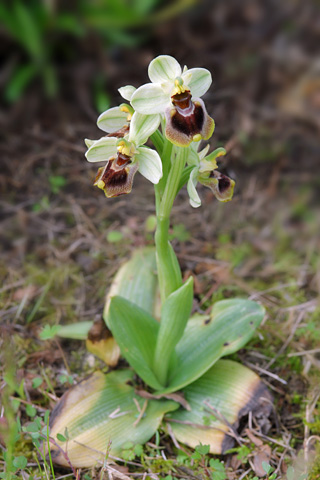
[104,247,158,325]
[155,299,265,394]
[49,370,178,467]
[108,296,163,390]
[166,360,272,454]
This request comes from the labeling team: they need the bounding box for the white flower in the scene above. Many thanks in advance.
[187,146,235,207]
[131,55,214,147]
[85,112,162,198]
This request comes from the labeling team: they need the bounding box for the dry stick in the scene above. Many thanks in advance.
[238,468,252,480]
[54,339,72,375]
[166,422,181,450]
[249,282,303,301]
[47,437,78,478]
[73,440,142,467]
[304,390,320,465]
[248,430,295,452]
[133,399,148,427]
[245,362,287,385]
[288,348,320,357]
[265,310,305,370]
[135,389,191,411]
[203,400,243,445]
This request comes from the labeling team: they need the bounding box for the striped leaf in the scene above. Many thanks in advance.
[166,360,271,453]
[156,299,265,394]
[50,369,178,467]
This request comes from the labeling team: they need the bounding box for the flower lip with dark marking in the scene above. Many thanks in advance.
[94,154,138,198]
[201,170,235,202]
[165,96,214,147]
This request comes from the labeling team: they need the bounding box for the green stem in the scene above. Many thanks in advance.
[155,146,187,302]
[150,130,164,154]
[159,146,187,220]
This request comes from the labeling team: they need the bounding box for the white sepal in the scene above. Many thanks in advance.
[187,168,201,208]
[84,138,96,148]
[129,112,160,146]
[148,55,182,84]
[136,147,163,184]
[131,83,171,114]
[199,144,210,159]
[118,85,136,101]
[85,137,118,163]
[182,68,212,99]
[97,107,128,133]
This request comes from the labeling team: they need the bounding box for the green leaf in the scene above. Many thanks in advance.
[209,459,227,480]
[49,175,67,194]
[107,230,123,243]
[262,462,273,475]
[56,321,93,340]
[39,324,60,340]
[153,277,193,385]
[32,377,43,389]
[5,64,36,103]
[13,1,44,60]
[108,296,163,390]
[50,369,178,467]
[195,443,210,455]
[56,433,67,442]
[13,455,28,469]
[103,248,158,325]
[156,299,265,394]
[166,359,271,454]
[26,404,37,417]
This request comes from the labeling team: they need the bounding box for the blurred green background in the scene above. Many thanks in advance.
[0,0,196,107]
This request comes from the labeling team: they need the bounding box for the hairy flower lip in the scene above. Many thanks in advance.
[94,159,139,198]
[86,135,163,197]
[201,170,235,202]
[165,98,214,147]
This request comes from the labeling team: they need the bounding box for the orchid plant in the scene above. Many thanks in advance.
[49,56,270,469]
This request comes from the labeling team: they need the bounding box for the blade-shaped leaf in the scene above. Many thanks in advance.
[50,369,178,467]
[153,277,193,386]
[156,299,265,394]
[104,247,158,326]
[108,296,163,390]
[166,359,272,454]
[56,321,93,340]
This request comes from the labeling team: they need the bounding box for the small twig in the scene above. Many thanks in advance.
[133,399,148,427]
[265,311,305,369]
[238,468,252,480]
[288,348,320,357]
[203,400,243,444]
[135,388,191,410]
[109,407,131,419]
[54,339,72,376]
[48,436,78,477]
[166,422,181,450]
[245,362,287,384]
